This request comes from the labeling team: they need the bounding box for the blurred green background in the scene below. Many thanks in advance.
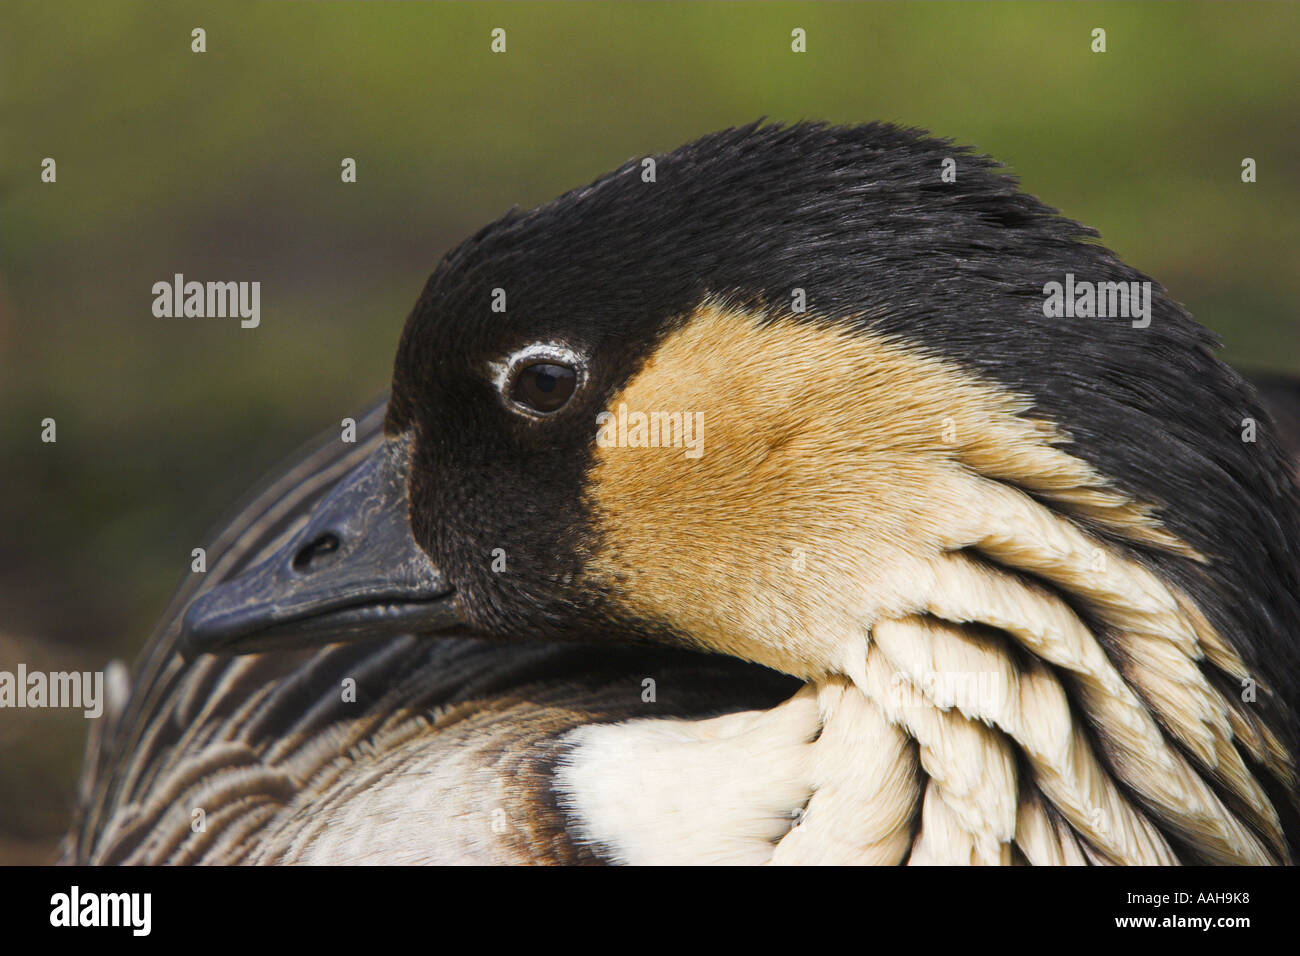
[1,1,1297,862]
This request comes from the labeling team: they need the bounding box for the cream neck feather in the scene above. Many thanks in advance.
[573,306,1293,864]
[559,484,1291,865]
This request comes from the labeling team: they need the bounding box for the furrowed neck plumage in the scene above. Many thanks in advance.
[563,301,1295,865]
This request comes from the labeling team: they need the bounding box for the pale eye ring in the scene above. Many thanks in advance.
[510,361,577,414]
[493,343,587,418]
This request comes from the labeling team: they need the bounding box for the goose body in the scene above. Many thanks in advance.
[69,123,1300,865]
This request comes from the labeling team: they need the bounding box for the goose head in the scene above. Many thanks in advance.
[178,122,1300,863]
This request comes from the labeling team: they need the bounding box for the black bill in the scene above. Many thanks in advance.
[178,434,463,659]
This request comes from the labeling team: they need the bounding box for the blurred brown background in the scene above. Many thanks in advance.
[2,1,1298,863]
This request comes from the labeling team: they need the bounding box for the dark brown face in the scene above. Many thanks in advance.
[178,244,687,657]
[389,333,626,644]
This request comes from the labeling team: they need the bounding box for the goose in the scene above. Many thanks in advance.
[66,121,1300,866]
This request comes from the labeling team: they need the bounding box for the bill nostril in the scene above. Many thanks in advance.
[292,532,341,573]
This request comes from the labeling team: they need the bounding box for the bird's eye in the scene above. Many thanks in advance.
[509,362,578,414]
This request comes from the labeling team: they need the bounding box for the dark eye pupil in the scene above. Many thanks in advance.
[512,362,576,413]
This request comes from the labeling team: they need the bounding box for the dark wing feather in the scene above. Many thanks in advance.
[65,398,390,861]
